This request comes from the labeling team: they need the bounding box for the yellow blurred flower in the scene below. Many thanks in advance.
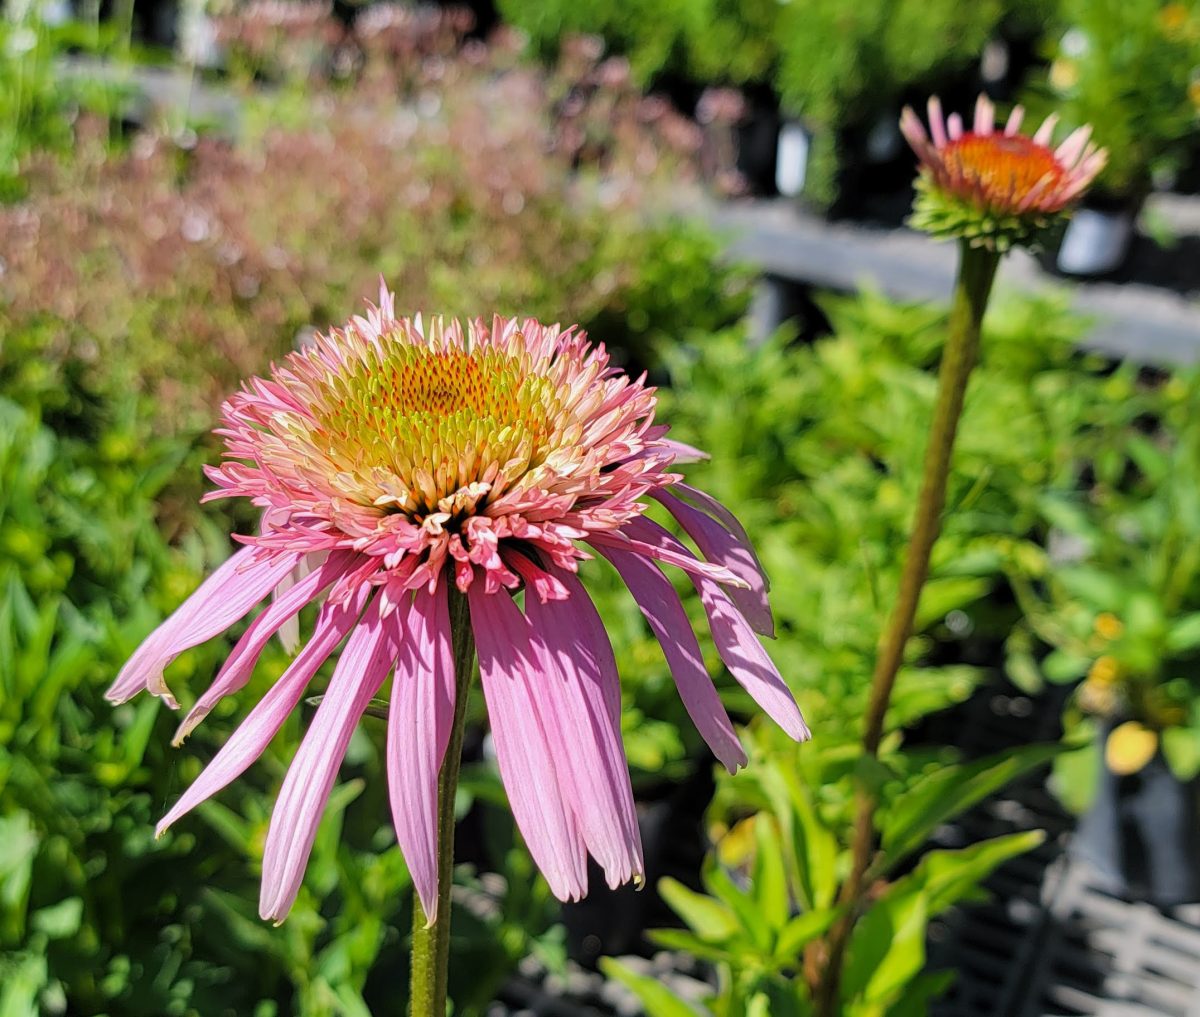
[1189,77,1200,111]
[1088,655,1120,686]
[1049,58,1079,92]
[1159,2,1191,38]
[716,815,758,868]
[1094,613,1124,641]
[1105,721,1158,775]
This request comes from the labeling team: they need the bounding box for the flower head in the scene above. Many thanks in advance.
[901,94,1107,250]
[108,285,808,923]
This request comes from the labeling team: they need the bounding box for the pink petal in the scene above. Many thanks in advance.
[1004,105,1025,136]
[663,438,710,463]
[596,545,746,773]
[900,106,937,163]
[157,584,371,836]
[469,584,588,902]
[386,582,456,925]
[259,592,398,923]
[1055,125,1092,168]
[274,553,326,653]
[651,491,774,637]
[692,576,810,743]
[107,547,301,708]
[549,566,621,726]
[519,562,643,889]
[973,94,995,135]
[589,523,746,588]
[1033,112,1059,147]
[673,482,759,560]
[629,524,807,742]
[174,550,357,745]
[927,96,947,147]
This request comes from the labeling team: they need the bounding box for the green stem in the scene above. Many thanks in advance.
[409,588,475,1017]
[813,241,1000,1016]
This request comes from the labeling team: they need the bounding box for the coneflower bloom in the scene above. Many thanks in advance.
[107,286,808,924]
[900,94,1106,250]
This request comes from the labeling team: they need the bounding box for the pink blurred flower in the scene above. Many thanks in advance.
[901,94,1106,218]
[108,286,808,923]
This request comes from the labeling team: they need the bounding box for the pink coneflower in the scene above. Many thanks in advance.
[107,286,808,924]
[900,94,1106,249]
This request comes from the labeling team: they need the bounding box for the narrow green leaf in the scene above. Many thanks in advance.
[658,876,740,943]
[752,815,788,933]
[598,958,705,1017]
[881,743,1061,867]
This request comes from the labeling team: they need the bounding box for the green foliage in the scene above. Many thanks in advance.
[0,5,135,201]
[613,733,1042,1015]
[1005,370,1200,792]
[1028,0,1200,199]
[597,288,1153,1011]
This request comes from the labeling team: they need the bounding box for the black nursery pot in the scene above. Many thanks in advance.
[1072,738,1200,908]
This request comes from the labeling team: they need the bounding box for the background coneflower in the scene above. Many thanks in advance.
[901,94,1107,250]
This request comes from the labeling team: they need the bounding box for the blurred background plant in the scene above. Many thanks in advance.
[1030,0,1200,204]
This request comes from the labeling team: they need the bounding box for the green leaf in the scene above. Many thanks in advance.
[658,876,740,943]
[598,959,705,1017]
[647,928,739,965]
[1162,727,1200,782]
[1167,613,1200,654]
[703,861,772,952]
[883,971,956,1017]
[881,744,1061,867]
[31,897,82,940]
[773,909,838,962]
[1041,649,1090,684]
[900,831,1044,916]
[1052,722,1101,814]
[752,815,789,933]
[841,884,928,1007]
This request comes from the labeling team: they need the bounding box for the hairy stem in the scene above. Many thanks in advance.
[813,241,1000,1015]
[409,588,475,1017]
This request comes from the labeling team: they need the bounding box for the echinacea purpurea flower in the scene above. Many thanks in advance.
[107,285,809,924]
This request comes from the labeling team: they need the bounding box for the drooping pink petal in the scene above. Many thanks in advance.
[107,547,301,708]
[673,483,760,560]
[386,582,456,925]
[596,545,746,773]
[692,576,810,743]
[274,552,326,653]
[259,592,398,923]
[157,583,371,836]
[588,526,746,588]
[174,550,357,745]
[469,583,588,902]
[512,557,643,889]
[651,491,773,637]
[627,522,807,742]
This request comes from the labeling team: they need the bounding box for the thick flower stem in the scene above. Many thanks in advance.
[409,588,475,1017]
[813,241,1000,1016]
